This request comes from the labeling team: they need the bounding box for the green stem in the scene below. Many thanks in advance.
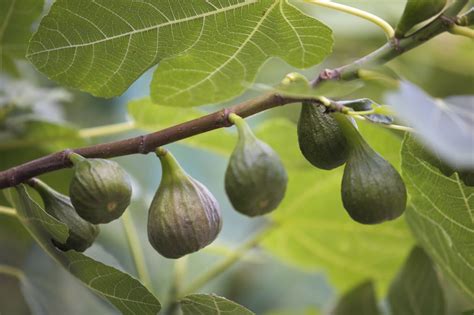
[178,224,274,298]
[449,25,474,39]
[0,206,16,217]
[164,257,188,315]
[78,121,135,138]
[304,0,395,38]
[0,264,24,279]
[68,152,86,165]
[121,210,153,290]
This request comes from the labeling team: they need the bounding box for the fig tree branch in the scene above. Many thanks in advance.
[0,1,467,189]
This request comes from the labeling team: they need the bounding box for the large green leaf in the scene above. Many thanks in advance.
[180,294,254,315]
[401,134,474,300]
[27,0,333,106]
[331,281,381,315]
[387,246,446,315]
[4,185,161,315]
[0,0,44,71]
[128,98,235,155]
[261,120,413,293]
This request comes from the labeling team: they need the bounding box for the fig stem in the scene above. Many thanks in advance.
[155,148,187,181]
[0,264,24,280]
[449,25,474,39]
[0,206,16,217]
[68,152,86,165]
[304,0,395,39]
[228,113,255,141]
[121,211,153,291]
[333,113,367,150]
[178,223,275,298]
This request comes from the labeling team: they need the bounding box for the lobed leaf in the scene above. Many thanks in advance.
[401,134,474,300]
[4,185,161,315]
[27,0,333,106]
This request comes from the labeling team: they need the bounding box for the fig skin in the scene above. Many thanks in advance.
[225,114,287,217]
[68,153,132,224]
[297,102,350,170]
[147,148,222,259]
[335,114,407,224]
[31,179,99,252]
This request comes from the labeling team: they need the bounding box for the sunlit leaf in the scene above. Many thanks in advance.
[180,294,254,315]
[5,185,161,315]
[387,246,446,315]
[386,81,474,168]
[27,0,333,106]
[401,134,474,300]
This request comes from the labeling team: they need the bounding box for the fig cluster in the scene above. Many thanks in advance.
[297,102,407,224]
[146,114,288,258]
[28,153,133,252]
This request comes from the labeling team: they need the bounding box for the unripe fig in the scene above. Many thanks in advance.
[147,148,222,259]
[395,0,447,37]
[68,153,132,224]
[30,179,99,252]
[334,114,407,224]
[297,102,350,170]
[225,114,288,217]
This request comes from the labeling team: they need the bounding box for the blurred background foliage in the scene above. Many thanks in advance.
[1,0,473,314]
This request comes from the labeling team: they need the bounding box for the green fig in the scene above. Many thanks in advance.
[395,0,447,37]
[297,102,350,170]
[68,153,132,224]
[225,114,287,217]
[147,148,222,259]
[30,179,99,252]
[334,114,407,224]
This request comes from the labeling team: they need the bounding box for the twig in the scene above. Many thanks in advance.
[121,210,153,290]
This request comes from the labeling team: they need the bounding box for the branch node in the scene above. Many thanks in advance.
[221,108,234,127]
[62,149,74,165]
[138,135,148,154]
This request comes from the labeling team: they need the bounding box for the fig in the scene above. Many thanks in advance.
[297,102,350,170]
[30,179,99,252]
[68,153,132,224]
[147,148,222,259]
[225,113,288,217]
[395,0,447,37]
[334,114,407,224]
